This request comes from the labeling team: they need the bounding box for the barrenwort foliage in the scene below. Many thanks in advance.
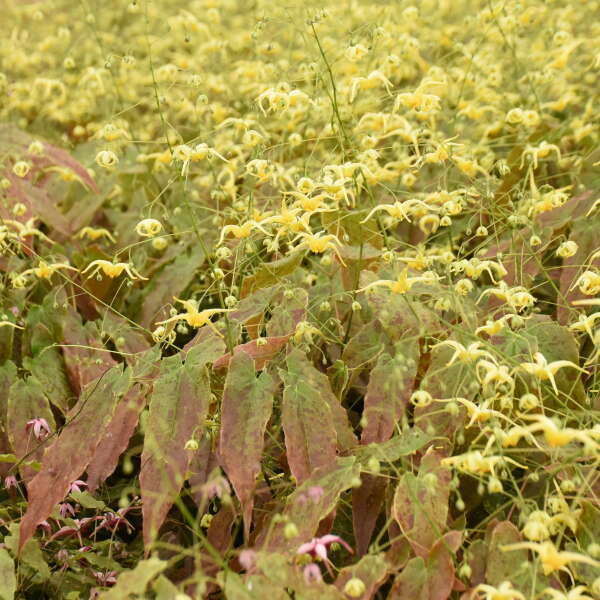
[0,0,599,598]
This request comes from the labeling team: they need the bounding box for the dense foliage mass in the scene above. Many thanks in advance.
[0,0,599,598]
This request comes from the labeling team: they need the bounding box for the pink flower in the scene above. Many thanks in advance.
[92,570,117,586]
[297,534,353,575]
[37,520,52,536]
[59,502,76,518]
[26,418,51,440]
[3,475,18,490]
[303,563,323,583]
[69,480,88,494]
[238,549,257,571]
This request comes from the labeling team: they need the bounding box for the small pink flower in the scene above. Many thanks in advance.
[297,534,353,575]
[26,418,51,440]
[37,520,52,536]
[69,480,88,494]
[3,475,18,490]
[92,570,117,586]
[303,563,323,583]
[59,502,76,518]
[238,549,257,571]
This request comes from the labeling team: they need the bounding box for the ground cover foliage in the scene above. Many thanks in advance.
[0,0,599,597]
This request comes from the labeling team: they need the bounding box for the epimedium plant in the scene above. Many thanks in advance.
[0,0,599,598]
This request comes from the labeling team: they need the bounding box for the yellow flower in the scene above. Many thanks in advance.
[360,267,440,295]
[517,352,588,394]
[500,541,600,576]
[81,260,147,281]
[156,298,232,337]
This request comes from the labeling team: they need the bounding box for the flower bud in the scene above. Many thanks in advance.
[343,577,366,598]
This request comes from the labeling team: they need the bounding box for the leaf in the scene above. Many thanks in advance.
[7,377,56,482]
[241,251,304,297]
[86,383,147,493]
[390,532,459,600]
[0,548,16,600]
[266,287,308,337]
[353,428,433,465]
[60,307,118,397]
[140,339,220,552]
[286,349,357,452]
[152,575,181,600]
[281,350,338,486]
[3,523,50,582]
[224,572,289,600]
[18,365,131,551]
[98,557,166,600]
[69,490,107,510]
[213,335,290,371]
[261,456,360,552]
[414,338,478,440]
[361,342,419,445]
[254,552,345,599]
[218,351,275,539]
[230,285,280,322]
[351,474,387,557]
[391,448,451,558]
[335,552,390,598]
[484,521,546,593]
[23,326,72,414]
[98,311,151,358]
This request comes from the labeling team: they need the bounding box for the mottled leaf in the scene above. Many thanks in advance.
[241,251,304,296]
[18,365,131,551]
[392,448,451,558]
[140,339,220,552]
[484,521,547,593]
[219,351,275,539]
[86,383,147,493]
[266,287,308,337]
[213,335,289,371]
[262,456,360,552]
[335,552,390,598]
[281,350,338,485]
[7,377,56,482]
[60,308,118,397]
[390,531,459,600]
[23,323,72,414]
[361,342,418,445]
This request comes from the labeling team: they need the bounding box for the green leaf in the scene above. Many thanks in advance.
[3,523,50,582]
[0,548,16,600]
[98,558,166,600]
[224,572,289,600]
[70,490,107,510]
